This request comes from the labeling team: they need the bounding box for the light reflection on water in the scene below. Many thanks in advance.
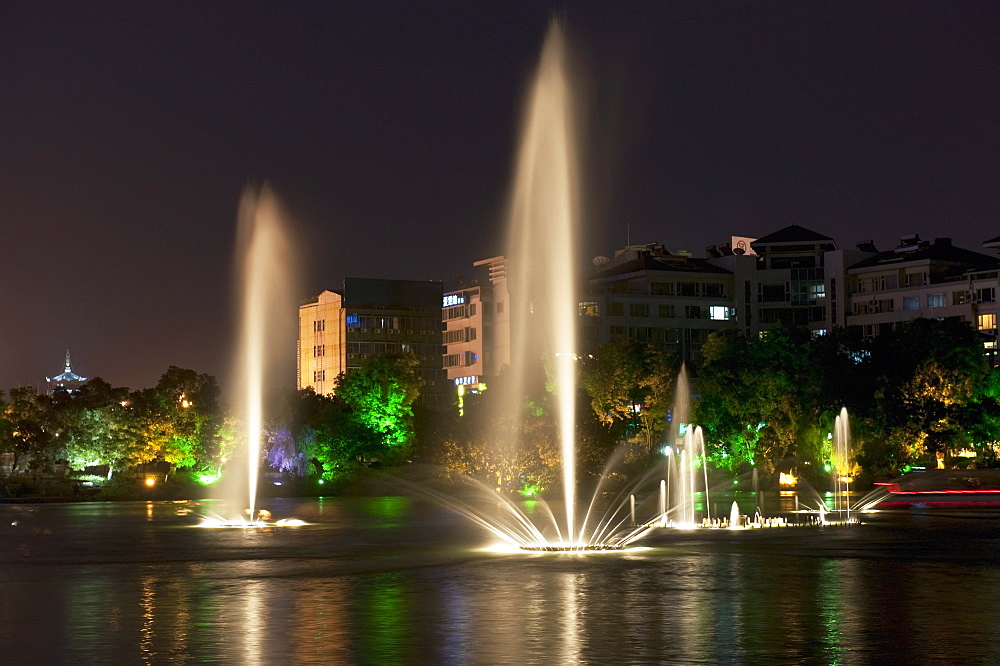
[3,499,1000,662]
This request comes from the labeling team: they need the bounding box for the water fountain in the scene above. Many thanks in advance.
[500,18,600,550]
[201,185,302,528]
[833,406,852,519]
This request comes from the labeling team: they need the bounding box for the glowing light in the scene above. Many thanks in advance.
[144,477,156,487]
[196,472,220,486]
[779,472,797,486]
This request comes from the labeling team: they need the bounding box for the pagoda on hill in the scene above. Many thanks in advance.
[46,350,88,395]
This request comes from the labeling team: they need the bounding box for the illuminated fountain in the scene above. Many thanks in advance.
[833,406,853,518]
[201,185,302,528]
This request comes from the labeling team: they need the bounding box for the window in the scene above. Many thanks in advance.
[467,327,477,341]
[313,345,325,357]
[444,354,462,367]
[497,301,504,314]
[609,302,624,316]
[760,283,787,303]
[313,320,325,332]
[953,291,971,305]
[630,303,649,317]
[651,282,675,296]
[979,314,997,331]
[704,283,724,298]
[903,297,920,311]
[658,304,675,318]
[685,305,704,319]
[313,370,326,382]
[977,287,996,303]
[443,329,465,344]
[579,301,598,317]
[678,282,698,297]
[905,272,928,287]
[927,293,945,308]
[709,306,729,321]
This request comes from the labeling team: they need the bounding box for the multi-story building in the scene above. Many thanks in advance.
[298,277,446,405]
[441,257,511,410]
[583,244,736,365]
[844,235,1000,357]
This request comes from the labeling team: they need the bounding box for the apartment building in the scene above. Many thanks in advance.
[298,277,446,405]
[844,235,1000,357]
[583,244,735,366]
[441,257,511,411]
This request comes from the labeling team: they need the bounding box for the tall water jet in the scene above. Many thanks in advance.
[504,18,581,542]
[230,185,298,522]
[833,406,852,517]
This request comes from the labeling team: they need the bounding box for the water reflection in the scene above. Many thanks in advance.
[4,501,1000,662]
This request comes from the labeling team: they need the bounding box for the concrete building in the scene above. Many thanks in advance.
[843,235,1000,358]
[298,277,446,405]
[583,244,736,366]
[442,257,511,387]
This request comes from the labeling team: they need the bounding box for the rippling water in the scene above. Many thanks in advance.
[2,497,1000,664]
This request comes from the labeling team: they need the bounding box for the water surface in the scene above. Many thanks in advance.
[2,498,999,663]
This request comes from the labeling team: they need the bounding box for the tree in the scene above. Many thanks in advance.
[579,340,677,452]
[697,324,823,481]
[333,354,422,458]
[2,387,56,476]
[61,379,153,478]
[865,318,988,469]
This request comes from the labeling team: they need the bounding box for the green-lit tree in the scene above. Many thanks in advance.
[335,354,421,459]
[697,324,823,481]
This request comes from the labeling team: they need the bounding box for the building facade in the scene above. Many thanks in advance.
[441,257,511,410]
[583,244,736,366]
[843,235,1000,358]
[298,278,446,405]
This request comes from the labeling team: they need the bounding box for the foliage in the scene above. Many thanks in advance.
[334,354,421,453]
[697,324,823,480]
[579,339,677,451]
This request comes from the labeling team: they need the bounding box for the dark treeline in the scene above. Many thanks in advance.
[4,318,998,498]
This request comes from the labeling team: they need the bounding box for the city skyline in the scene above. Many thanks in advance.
[2,2,997,391]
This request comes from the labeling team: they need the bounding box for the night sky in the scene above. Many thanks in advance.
[2,1,997,396]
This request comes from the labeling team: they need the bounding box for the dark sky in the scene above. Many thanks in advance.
[2,1,997,395]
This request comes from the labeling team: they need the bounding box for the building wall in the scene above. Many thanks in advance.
[297,290,345,395]
[298,280,446,405]
[585,247,736,366]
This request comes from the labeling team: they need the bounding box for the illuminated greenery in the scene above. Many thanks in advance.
[579,340,677,452]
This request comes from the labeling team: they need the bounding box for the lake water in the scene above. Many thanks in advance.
[2,497,1000,664]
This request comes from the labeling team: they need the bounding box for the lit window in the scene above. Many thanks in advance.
[927,293,945,308]
[903,297,919,310]
[978,314,997,331]
[709,306,729,321]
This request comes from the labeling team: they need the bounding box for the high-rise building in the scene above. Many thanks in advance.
[298,278,446,405]
[441,257,511,410]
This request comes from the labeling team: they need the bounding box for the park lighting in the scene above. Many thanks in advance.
[144,477,156,487]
